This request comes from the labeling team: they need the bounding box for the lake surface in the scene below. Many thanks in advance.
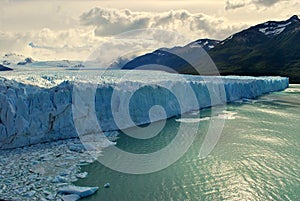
[75,84,300,201]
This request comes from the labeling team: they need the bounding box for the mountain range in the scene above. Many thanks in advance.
[0,53,84,68]
[122,15,300,83]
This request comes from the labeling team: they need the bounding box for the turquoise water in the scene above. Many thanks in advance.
[75,85,300,201]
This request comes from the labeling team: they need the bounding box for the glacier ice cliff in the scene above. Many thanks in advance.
[0,70,289,149]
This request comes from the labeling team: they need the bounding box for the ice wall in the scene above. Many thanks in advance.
[0,71,289,149]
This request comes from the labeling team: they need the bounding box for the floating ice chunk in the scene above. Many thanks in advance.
[214,111,238,120]
[58,185,99,198]
[62,194,81,201]
[175,117,210,123]
[76,172,88,179]
[52,176,68,183]
[284,86,300,93]
[104,183,110,188]
[68,143,86,153]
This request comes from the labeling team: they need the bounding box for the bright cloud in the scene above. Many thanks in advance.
[80,8,246,40]
[225,0,288,10]
[0,7,248,60]
[0,28,101,60]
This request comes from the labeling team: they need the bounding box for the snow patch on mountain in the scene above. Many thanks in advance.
[258,21,293,36]
[188,39,220,51]
[259,27,286,36]
[257,15,299,37]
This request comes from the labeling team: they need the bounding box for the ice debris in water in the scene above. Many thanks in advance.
[0,138,97,201]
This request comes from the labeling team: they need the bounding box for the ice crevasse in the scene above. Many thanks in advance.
[0,70,289,149]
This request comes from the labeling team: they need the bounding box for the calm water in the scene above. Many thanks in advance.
[75,85,300,201]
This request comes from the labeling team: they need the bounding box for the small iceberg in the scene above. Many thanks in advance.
[58,185,99,198]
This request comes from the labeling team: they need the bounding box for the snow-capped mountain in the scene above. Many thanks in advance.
[1,53,36,66]
[209,15,300,83]
[0,53,84,68]
[122,15,300,83]
[220,15,300,45]
[1,53,29,66]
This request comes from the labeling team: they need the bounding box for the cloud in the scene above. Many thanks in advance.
[86,29,192,67]
[252,0,286,7]
[80,8,246,40]
[225,0,247,10]
[225,0,288,10]
[0,28,101,60]
[0,7,247,61]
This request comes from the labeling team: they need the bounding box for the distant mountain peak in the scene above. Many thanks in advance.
[255,15,300,37]
[289,15,300,22]
[17,57,34,65]
[1,53,26,66]
[218,15,300,46]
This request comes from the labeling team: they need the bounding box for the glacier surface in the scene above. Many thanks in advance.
[0,70,289,149]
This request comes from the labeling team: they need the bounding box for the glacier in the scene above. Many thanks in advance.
[0,70,289,149]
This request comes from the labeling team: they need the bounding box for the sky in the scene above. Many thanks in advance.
[0,0,299,60]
